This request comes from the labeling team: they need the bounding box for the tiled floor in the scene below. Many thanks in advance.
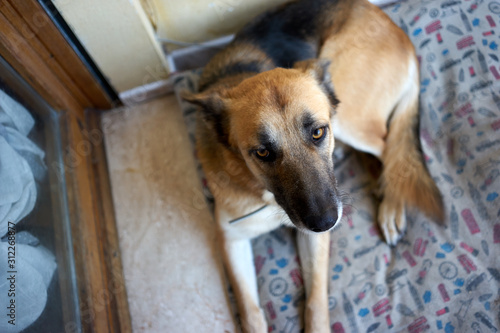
[102,94,236,332]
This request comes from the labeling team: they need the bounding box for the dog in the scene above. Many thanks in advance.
[183,0,444,331]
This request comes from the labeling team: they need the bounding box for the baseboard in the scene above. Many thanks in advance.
[119,78,175,106]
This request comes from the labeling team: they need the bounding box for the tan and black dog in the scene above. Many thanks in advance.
[183,0,444,331]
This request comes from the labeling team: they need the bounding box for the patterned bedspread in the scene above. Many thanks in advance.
[174,0,500,331]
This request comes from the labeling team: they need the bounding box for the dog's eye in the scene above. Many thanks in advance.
[256,148,270,159]
[312,127,326,141]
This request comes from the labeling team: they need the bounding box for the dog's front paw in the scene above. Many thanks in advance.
[378,199,406,246]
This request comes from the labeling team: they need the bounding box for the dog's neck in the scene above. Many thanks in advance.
[198,0,357,93]
[199,72,259,93]
[198,42,277,92]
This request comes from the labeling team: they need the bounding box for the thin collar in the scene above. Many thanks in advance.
[229,205,269,224]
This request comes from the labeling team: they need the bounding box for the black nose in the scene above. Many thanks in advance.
[304,208,338,232]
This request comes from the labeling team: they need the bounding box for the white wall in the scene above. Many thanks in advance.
[53,0,169,93]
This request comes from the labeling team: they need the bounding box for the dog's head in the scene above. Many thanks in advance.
[184,59,343,232]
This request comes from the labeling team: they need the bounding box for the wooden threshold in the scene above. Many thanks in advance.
[60,109,132,333]
[0,1,131,331]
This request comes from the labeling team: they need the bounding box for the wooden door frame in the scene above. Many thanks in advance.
[0,1,131,332]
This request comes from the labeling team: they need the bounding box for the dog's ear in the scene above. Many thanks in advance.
[181,90,230,145]
[294,59,340,108]
[181,90,226,117]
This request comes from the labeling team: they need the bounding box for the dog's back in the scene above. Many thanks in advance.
[199,0,357,92]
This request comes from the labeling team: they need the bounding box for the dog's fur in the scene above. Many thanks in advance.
[183,0,444,331]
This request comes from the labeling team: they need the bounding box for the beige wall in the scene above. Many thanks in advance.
[53,0,169,93]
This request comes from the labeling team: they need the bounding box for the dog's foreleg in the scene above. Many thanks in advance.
[221,236,267,333]
[297,232,331,333]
